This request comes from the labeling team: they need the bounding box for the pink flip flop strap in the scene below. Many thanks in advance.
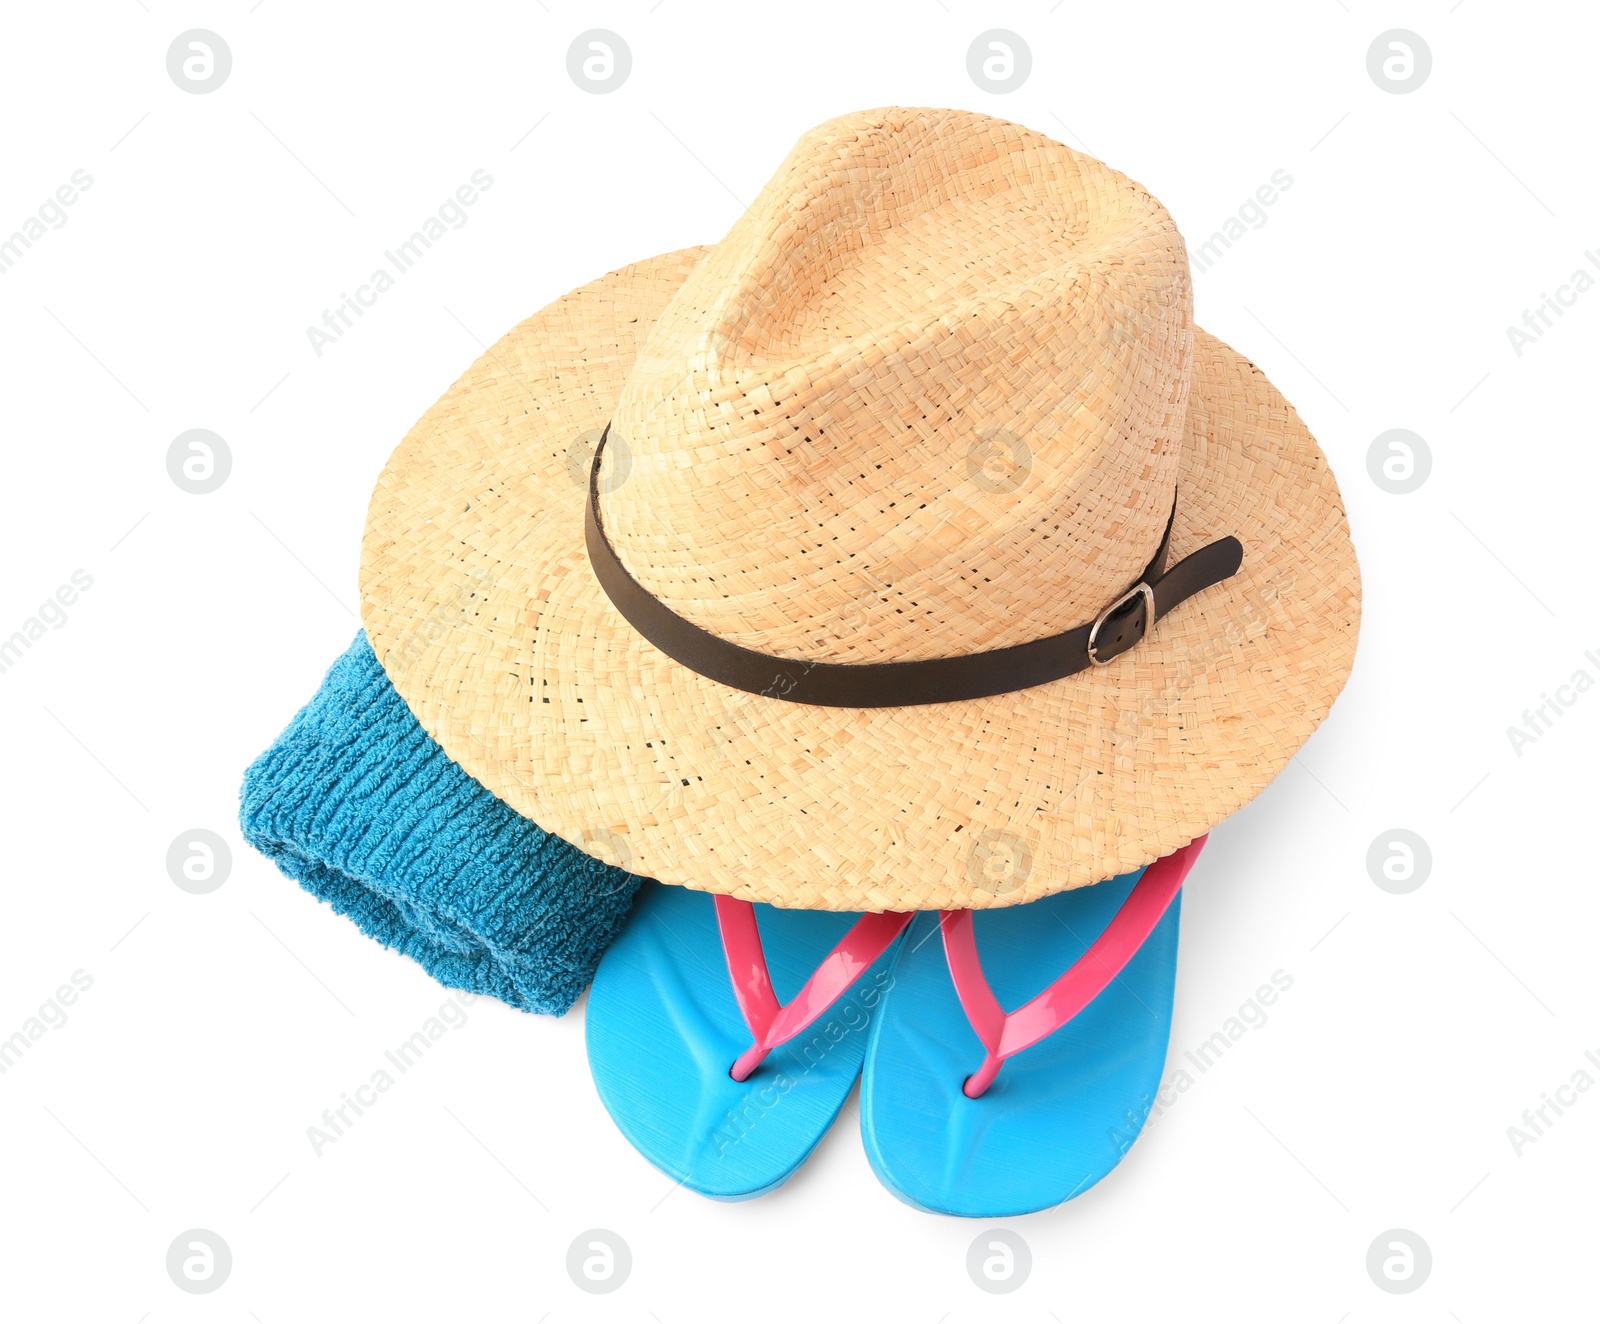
[715,895,913,1082]
[941,835,1207,1098]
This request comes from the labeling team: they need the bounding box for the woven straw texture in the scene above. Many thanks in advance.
[361,108,1360,912]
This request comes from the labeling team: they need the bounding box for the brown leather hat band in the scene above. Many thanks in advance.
[584,426,1243,708]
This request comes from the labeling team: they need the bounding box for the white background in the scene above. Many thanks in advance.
[2,1,1595,1319]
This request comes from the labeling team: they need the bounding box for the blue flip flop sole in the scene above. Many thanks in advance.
[586,881,903,1200]
[860,867,1180,1217]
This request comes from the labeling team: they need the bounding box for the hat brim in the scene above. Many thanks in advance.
[361,248,1360,911]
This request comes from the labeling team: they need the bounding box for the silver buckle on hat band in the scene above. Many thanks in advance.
[1087,583,1156,666]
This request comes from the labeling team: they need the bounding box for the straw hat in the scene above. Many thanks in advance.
[361,107,1360,913]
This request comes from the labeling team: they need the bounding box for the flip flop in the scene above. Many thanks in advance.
[860,837,1205,1217]
[586,880,912,1200]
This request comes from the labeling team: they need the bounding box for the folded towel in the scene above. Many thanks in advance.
[239,632,642,1014]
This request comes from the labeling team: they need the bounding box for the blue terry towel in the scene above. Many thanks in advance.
[239,632,643,1014]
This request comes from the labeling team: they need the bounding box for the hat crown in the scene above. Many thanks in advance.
[602,107,1194,664]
